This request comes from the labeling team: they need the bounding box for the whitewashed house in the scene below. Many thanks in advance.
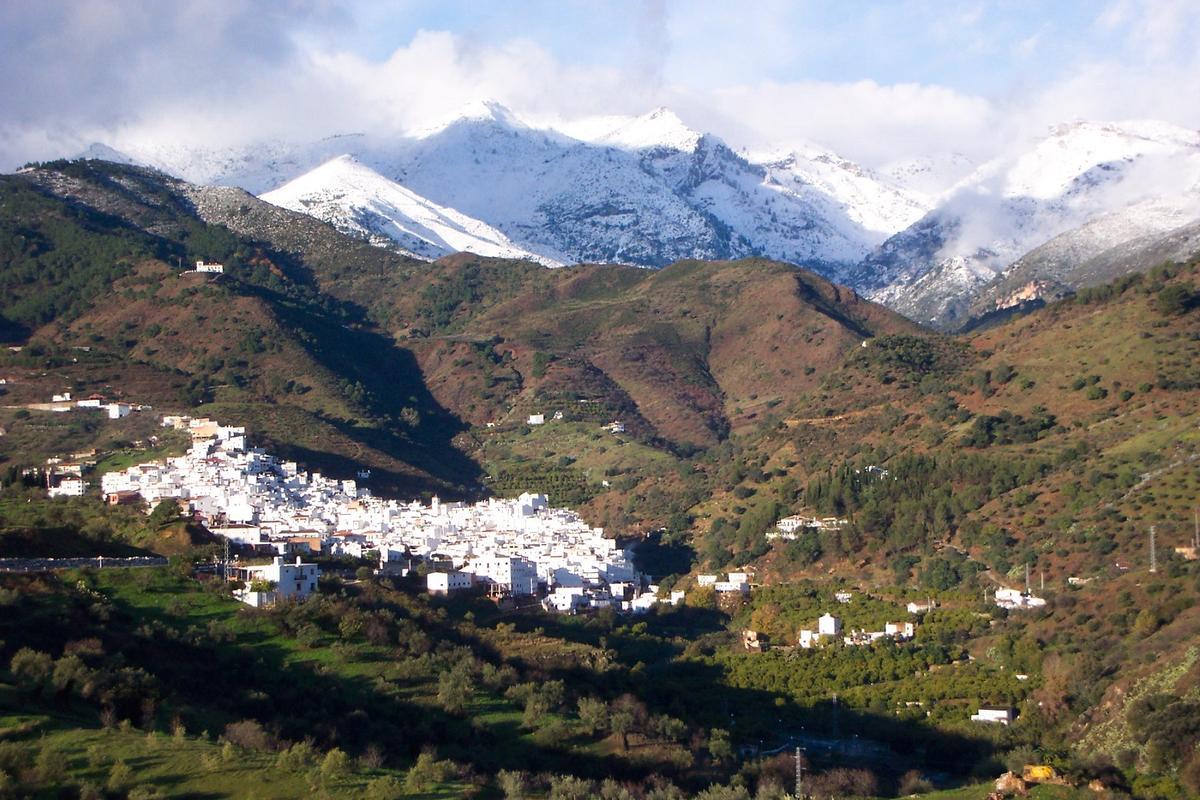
[48,477,85,498]
[818,613,843,636]
[885,621,916,640]
[234,556,319,607]
[970,707,1015,725]
[466,553,539,596]
[105,403,132,419]
[428,571,473,595]
[994,587,1047,610]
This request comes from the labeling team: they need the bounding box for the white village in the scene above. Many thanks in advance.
[96,414,677,614]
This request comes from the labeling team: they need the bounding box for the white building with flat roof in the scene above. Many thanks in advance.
[233,556,319,607]
[466,553,538,596]
[48,477,85,498]
[971,707,1015,725]
[428,571,473,595]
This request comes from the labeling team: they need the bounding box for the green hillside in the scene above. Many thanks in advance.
[2,159,1200,796]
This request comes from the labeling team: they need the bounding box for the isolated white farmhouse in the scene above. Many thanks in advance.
[233,556,319,607]
[971,707,1015,725]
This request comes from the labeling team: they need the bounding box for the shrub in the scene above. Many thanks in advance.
[223,719,276,752]
[497,769,529,799]
[365,776,405,800]
[405,750,451,793]
[128,787,166,800]
[899,769,934,794]
[275,739,317,770]
[577,696,608,735]
[548,775,597,800]
[320,748,350,782]
[34,744,66,784]
[107,760,133,793]
[1156,283,1199,316]
[9,648,53,695]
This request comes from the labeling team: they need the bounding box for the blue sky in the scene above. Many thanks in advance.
[1,0,1198,169]
[338,1,1188,93]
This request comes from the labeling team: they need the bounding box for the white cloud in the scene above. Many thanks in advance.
[2,1,1200,174]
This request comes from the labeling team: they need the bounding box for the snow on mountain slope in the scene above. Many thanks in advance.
[373,105,734,266]
[633,132,897,267]
[73,105,1200,328]
[78,143,140,166]
[966,202,1200,320]
[852,120,1200,328]
[880,152,977,198]
[752,145,929,238]
[86,102,923,272]
[91,134,369,195]
[260,155,562,265]
[594,107,703,153]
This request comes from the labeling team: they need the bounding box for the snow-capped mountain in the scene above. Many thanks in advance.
[851,120,1200,328]
[967,204,1200,319]
[84,102,931,272]
[260,155,561,265]
[71,108,1200,329]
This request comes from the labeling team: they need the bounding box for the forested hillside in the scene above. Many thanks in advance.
[2,159,1200,796]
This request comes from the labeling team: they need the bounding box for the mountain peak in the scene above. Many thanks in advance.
[78,142,140,166]
[412,99,528,139]
[260,153,562,266]
[597,107,702,152]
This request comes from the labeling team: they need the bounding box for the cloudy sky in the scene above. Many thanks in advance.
[2,0,1198,170]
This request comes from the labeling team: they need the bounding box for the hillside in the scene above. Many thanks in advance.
[1,159,921,516]
[0,157,1199,795]
[852,121,1200,329]
[0,160,475,497]
[964,214,1200,325]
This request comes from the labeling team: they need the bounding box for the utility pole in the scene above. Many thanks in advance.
[1040,569,1044,593]
[795,746,804,799]
[1025,562,1031,594]
[1150,526,1158,573]
[1193,508,1199,551]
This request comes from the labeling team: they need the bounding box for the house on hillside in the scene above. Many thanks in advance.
[233,556,319,607]
[799,612,844,648]
[48,477,85,498]
[466,553,538,596]
[971,706,1015,725]
[427,571,473,595]
[994,587,1046,610]
[105,403,132,419]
